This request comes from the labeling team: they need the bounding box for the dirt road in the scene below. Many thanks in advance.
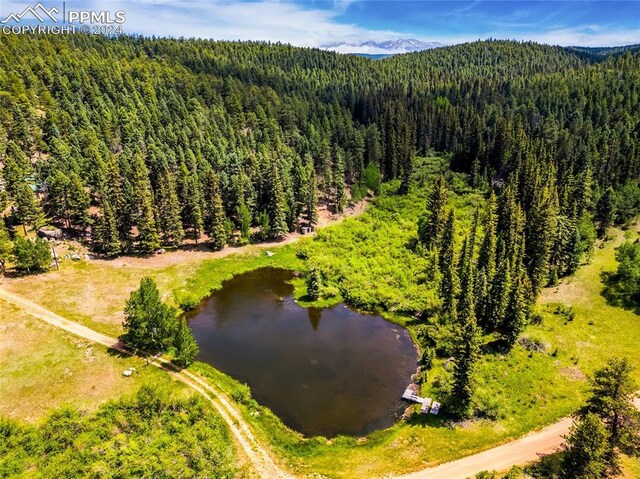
[0,287,293,479]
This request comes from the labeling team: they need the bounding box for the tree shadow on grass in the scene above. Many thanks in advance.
[600,271,640,315]
[106,343,188,373]
[404,408,451,429]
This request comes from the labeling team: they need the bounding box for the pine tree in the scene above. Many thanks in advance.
[94,195,121,257]
[306,171,319,225]
[561,413,610,479]
[266,162,288,238]
[0,220,13,275]
[307,268,321,300]
[526,181,558,294]
[458,208,479,287]
[595,186,616,238]
[173,318,199,367]
[478,192,498,282]
[124,277,176,353]
[418,174,448,248]
[486,259,511,331]
[319,139,333,203]
[155,170,184,247]
[177,162,204,242]
[500,271,528,347]
[333,148,346,213]
[130,152,160,253]
[440,210,458,320]
[203,170,227,250]
[2,141,31,197]
[46,170,71,227]
[67,173,91,230]
[14,181,45,230]
[451,265,479,419]
[580,358,640,474]
[102,155,132,249]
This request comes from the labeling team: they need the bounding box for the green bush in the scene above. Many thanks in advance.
[231,382,253,405]
[12,236,50,273]
[176,292,199,311]
[0,385,235,478]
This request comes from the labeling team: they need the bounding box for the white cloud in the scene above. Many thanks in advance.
[1,0,637,48]
[98,0,410,47]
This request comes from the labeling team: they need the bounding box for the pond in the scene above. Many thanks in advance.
[187,267,418,437]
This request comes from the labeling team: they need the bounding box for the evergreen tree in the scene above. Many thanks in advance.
[173,318,199,368]
[458,208,479,288]
[319,139,333,203]
[451,264,479,419]
[12,237,50,273]
[178,162,204,242]
[307,268,321,300]
[14,182,45,230]
[66,173,91,230]
[306,172,319,225]
[478,192,498,282]
[123,277,176,353]
[595,187,616,238]
[1,141,31,197]
[0,220,13,275]
[500,272,528,347]
[94,195,121,256]
[266,162,288,238]
[486,259,511,331]
[203,170,227,250]
[237,202,252,241]
[131,152,160,253]
[155,170,184,247]
[46,170,71,227]
[439,210,458,319]
[526,181,558,294]
[333,148,346,213]
[418,174,448,248]
[561,413,610,479]
[579,358,640,474]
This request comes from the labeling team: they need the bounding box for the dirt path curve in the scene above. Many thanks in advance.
[0,287,294,479]
[398,393,640,479]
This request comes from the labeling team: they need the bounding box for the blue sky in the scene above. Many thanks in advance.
[1,0,638,47]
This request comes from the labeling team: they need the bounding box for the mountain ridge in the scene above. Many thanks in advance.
[322,38,445,55]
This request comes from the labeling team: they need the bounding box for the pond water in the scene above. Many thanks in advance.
[187,267,418,437]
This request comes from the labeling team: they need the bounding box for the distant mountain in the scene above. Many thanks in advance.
[565,43,640,60]
[322,38,445,55]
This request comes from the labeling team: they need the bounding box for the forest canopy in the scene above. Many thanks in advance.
[0,35,638,258]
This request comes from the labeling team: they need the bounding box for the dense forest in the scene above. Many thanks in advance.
[1,35,638,257]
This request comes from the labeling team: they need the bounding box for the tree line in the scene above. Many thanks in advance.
[0,36,638,264]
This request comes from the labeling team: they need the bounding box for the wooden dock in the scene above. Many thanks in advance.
[401,385,441,415]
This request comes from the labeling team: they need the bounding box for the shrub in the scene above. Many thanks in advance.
[176,292,199,311]
[13,236,51,273]
[231,382,253,405]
